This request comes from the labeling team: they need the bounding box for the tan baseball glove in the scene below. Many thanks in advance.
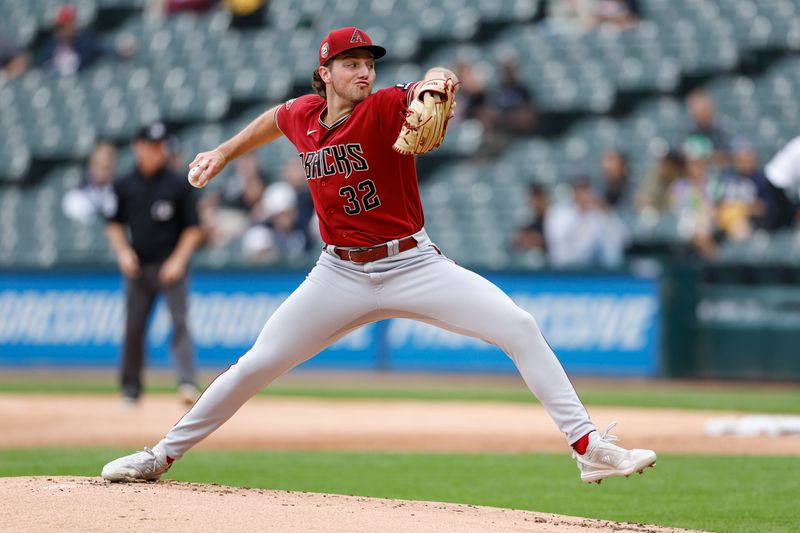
[393,78,458,155]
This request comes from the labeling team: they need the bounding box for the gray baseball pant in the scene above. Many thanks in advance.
[121,263,196,399]
[157,229,594,459]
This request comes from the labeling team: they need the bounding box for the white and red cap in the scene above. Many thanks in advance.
[318,27,386,66]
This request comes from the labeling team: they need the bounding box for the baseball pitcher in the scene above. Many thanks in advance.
[102,27,656,485]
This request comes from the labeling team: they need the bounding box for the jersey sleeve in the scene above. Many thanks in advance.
[274,94,320,147]
[765,136,800,189]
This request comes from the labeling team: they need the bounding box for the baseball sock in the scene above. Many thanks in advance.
[571,431,593,455]
[155,443,175,464]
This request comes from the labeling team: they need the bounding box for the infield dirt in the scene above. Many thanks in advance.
[1,393,798,455]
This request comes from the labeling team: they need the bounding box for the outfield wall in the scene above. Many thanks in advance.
[661,263,800,381]
[0,271,661,377]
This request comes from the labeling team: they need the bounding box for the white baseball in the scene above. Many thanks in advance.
[188,165,202,185]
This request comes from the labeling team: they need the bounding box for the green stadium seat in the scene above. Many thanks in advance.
[0,5,37,48]
[4,0,800,269]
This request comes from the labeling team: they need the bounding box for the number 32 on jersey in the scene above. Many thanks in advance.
[339,179,381,216]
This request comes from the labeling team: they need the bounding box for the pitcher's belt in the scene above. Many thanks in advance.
[332,236,418,264]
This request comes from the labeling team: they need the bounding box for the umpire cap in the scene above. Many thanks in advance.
[135,122,168,143]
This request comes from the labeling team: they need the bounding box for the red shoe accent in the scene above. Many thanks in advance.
[571,432,592,455]
[166,456,174,465]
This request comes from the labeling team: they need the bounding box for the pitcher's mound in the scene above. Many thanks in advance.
[0,476,701,532]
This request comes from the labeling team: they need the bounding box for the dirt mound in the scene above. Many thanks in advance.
[0,477,704,533]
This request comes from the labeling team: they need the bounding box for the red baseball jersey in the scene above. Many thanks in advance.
[275,84,423,247]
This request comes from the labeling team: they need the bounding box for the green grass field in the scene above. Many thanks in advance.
[3,374,799,531]
[2,376,799,413]
[1,448,797,533]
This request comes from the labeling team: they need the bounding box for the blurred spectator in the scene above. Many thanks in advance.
[242,182,308,264]
[166,0,215,14]
[220,153,268,219]
[278,158,316,248]
[591,0,640,30]
[545,178,627,268]
[599,149,632,209]
[0,32,31,81]
[668,136,717,258]
[62,142,118,224]
[198,153,268,248]
[224,0,268,28]
[146,0,214,16]
[637,149,686,214]
[452,59,489,125]
[729,139,796,231]
[486,56,538,136]
[39,5,103,76]
[711,137,797,240]
[512,184,549,252]
[683,90,731,168]
[711,142,764,242]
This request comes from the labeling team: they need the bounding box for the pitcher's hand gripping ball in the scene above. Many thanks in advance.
[393,78,458,155]
[187,149,226,189]
[188,165,202,185]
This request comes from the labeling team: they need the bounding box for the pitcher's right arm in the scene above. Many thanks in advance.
[187,105,283,189]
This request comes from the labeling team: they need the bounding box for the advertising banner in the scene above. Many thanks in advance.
[0,271,660,376]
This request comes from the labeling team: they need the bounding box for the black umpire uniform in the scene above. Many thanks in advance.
[106,122,204,404]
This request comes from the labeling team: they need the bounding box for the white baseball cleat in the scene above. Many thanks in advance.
[573,422,656,484]
[101,446,172,482]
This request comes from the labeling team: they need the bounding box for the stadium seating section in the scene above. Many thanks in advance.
[1,0,799,269]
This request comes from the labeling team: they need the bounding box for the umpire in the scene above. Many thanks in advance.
[105,122,204,407]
